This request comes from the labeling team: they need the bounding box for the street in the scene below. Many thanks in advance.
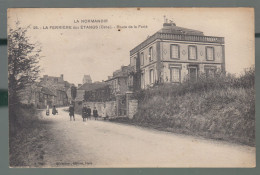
[39,107,255,168]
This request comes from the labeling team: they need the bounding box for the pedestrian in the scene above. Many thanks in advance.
[52,105,57,115]
[102,104,107,120]
[82,104,87,122]
[46,105,50,116]
[69,104,75,121]
[87,106,91,120]
[93,107,98,120]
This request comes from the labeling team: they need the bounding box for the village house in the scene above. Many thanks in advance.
[105,65,131,95]
[39,74,72,106]
[20,84,56,109]
[129,20,225,90]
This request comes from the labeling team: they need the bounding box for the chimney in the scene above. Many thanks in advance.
[60,74,64,80]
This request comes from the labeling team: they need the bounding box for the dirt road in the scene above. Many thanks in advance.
[39,107,255,167]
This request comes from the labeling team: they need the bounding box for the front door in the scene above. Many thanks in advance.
[189,67,198,81]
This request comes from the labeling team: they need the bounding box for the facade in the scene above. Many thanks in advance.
[21,84,56,109]
[83,75,92,84]
[39,74,71,106]
[129,21,225,90]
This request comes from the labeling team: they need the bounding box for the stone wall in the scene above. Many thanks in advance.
[128,100,138,119]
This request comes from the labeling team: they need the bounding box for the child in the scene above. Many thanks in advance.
[93,107,98,120]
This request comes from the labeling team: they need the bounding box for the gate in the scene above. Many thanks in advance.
[116,94,126,116]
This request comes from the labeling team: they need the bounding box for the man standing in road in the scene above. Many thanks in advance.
[69,104,75,121]
[87,106,91,120]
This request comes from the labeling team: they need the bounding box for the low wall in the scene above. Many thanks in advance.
[82,101,116,117]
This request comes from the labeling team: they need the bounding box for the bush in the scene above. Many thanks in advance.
[132,67,255,146]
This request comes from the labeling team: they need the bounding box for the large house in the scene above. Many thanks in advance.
[129,20,225,90]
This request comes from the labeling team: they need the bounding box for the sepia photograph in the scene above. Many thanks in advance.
[8,8,255,167]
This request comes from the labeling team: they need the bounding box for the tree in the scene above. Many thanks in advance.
[8,21,42,108]
[71,86,77,100]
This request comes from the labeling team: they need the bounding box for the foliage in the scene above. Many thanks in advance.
[71,86,77,100]
[8,21,42,124]
[132,67,255,146]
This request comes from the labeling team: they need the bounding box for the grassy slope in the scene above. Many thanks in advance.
[9,106,52,167]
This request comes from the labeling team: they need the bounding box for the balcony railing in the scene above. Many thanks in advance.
[130,32,224,55]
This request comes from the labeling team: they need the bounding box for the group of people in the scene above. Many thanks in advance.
[46,105,58,116]
[68,104,99,122]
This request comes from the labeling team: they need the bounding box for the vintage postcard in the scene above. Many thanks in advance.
[8,8,255,167]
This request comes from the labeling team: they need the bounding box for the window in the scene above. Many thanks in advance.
[171,44,180,59]
[205,67,216,78]
[141,52,144,65]
[141,72,145,89]
[149,47,153,62]
[206,47,214,61]
[188,46,197,60]
[171,67,181,83]
[128,75,133,87]
[149,69,154,84]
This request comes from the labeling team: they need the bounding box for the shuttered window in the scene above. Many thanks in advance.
[206,47,214,61]
[188,46,197,60]
[171,67,181,83]
[141,52,144,65]
[149,47,153,62]
[171,44,180,59]
[150,69,154,84]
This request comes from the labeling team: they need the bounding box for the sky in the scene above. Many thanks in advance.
[8,8,254,85]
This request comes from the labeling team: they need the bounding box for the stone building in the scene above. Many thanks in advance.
[105,65,131,95]
[129,20,225,90]
[20,84,56,109]
[39,74,72,106]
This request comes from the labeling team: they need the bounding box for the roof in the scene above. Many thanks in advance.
[158,22,204,36]
[105,75,127,82]
[77,82,108,92]
[130,22,224,55]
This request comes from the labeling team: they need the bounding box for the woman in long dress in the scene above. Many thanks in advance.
[102,104,107,120]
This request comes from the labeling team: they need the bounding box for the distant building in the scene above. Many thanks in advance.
[105,65,131,95]
[39,74,73,106]
[20,84,56,109]
[83,75,92,84]
[129,20,225,90]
